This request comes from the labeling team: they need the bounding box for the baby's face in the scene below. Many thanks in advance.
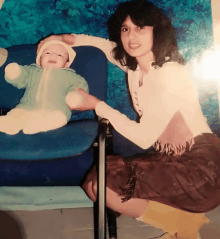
[40,44,69,69]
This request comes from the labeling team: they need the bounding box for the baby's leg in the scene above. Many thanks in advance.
[23,110,67,134]
[0,108,30,135]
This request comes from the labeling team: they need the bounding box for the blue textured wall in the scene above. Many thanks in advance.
[0,0,216,123]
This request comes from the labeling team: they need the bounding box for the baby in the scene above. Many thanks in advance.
[0,40,88,135]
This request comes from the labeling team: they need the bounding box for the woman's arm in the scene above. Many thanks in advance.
[72,34,127,72]
[37,34,127,72]
[72,84,182,149]
[95,64,197,149]
[71,72,190,149]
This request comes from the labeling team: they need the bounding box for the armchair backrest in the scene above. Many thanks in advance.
[0,44,107,118]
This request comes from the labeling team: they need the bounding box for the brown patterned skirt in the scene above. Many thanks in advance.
[83,133,220,213]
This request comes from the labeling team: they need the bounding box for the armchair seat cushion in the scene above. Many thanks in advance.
[0,120,98,161]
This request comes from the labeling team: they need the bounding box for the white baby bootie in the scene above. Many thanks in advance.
[23,110,67,134]
[0,109,30,135]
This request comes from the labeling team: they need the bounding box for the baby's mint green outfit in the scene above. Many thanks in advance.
[5,64,89,121]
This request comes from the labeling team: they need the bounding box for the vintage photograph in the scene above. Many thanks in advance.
[0,0,220,238]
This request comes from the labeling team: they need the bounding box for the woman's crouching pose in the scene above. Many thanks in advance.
[38,1,220,238]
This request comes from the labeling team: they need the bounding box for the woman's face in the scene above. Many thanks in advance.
[120,16,154,59]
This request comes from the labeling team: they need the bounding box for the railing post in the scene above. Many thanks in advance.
[98,119,109,239]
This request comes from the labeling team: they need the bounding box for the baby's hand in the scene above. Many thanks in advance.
[4,63,22,80]
[66,88,101,111]
[66,91,84,109]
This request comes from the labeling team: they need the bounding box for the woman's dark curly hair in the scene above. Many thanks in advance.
[107,0,185,70]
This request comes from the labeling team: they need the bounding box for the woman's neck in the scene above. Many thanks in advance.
[136,51,154,75]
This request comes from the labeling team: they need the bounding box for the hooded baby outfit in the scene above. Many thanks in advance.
[0,40,89,135]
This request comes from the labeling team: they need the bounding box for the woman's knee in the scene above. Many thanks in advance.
[85,182,149,218]
[83,181,97,202]
[91,181,98,199]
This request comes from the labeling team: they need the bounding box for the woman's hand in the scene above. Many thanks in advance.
[37,34,76,53]
[67,88,101,111]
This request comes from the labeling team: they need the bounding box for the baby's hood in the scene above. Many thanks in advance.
[36,40,76,67]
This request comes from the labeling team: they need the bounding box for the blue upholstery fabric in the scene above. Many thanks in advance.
[0,44,107,185]
[0,150,94,186]
[0,120,98,160]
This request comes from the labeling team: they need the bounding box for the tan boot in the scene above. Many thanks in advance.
[139,201,209,239]
[0,48,8,67]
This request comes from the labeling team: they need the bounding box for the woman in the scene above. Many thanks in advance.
[38,1,220,238]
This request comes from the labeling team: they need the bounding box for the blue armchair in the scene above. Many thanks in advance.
[0,43,117,239]
[0,44,107,186]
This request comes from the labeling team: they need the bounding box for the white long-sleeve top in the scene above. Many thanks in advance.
[73,34,212,150]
